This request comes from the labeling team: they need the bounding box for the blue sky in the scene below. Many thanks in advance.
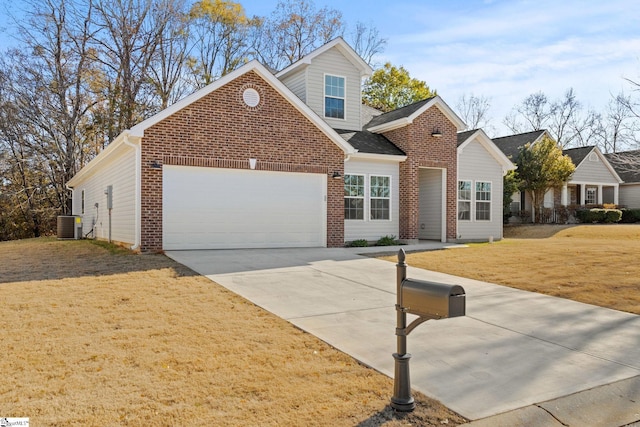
[1,0,639,134]
[242,0,640,133]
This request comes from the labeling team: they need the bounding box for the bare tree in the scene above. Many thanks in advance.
[549,88,581,147]
[348,21,386,67]
[600,93,639,153]
[147,0,192,110]
[6,0,97,214]
[505,91,553,134]
[187,0,256,88]
[252,0,345,71]
[92,0,173,138]
[456,93,493,133]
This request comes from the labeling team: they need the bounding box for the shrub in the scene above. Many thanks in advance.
[576,208,622,223]
[376,235,399,246]
[621,209,640,223]
[347,239,369,247]
[604,209,622,223]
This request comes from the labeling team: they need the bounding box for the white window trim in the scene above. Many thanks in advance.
[344,173,365,221]
[323,73,346,121]
[458,180,472,222]
[585,187,597,204]
[475,181,492,221]
[81,189,85,215]
[370,175,392,221]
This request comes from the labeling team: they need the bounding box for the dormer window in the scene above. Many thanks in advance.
[324,74,345,119]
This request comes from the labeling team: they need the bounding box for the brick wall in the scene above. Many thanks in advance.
[382,106,458,241]
[140,71,345,251]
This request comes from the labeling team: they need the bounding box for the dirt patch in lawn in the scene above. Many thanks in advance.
[384,224,640,315]
[0,238,465,426]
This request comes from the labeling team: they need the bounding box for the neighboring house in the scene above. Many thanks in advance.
[67,38,507,251]
[457,129,515,240]
[606,150,640,208]
[493,130,622,217]
[563,146,622,206]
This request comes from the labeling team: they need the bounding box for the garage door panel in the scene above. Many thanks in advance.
[163,166,326,249]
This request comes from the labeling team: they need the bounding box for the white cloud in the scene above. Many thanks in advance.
[377,0,640,134]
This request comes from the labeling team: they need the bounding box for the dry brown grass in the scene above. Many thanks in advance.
[384,224,640,315]
[0,238,465,426]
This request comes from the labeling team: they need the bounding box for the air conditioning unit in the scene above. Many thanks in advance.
[57,215,82,239]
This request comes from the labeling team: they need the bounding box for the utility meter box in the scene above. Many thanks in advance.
[400,279,465,319]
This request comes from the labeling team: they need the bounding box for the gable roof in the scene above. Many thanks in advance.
[492,130,548,160]
[364,96,466,134]
[69,60,358,187]
[563,146,595,167]
[563,145,622,183]
[276,37,373,80]
[605,150,640,183]
[128,60,355,157]
[457,129,515,173]
[335,129,405,157]
[456,130,476,147]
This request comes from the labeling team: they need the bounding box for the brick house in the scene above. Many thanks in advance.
[67,38,512,251]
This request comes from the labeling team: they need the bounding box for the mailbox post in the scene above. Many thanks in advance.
[391,248,415,411]
[391,249,466,412]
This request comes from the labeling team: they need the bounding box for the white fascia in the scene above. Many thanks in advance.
[347,152,407,162]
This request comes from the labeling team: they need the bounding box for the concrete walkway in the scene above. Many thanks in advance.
[167,246,640,425]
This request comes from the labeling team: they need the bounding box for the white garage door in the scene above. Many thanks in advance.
[163,166,327,250]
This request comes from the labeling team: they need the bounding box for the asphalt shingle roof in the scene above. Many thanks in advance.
[492,130,547,161]
[364,97,436,129]
[334,129,405,156]
[562,146,595,167]
[605,150,640,183]
[457,129,478,147]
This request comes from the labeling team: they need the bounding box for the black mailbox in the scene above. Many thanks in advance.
[400,278,465,319]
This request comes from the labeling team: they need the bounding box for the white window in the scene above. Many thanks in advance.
[458,181,471,221]
[370,175,391,220]
[586,187,597,204]
[81,189,85,214]
[344,174,364,220]
[475,182,491,221]
[324,74,345,119]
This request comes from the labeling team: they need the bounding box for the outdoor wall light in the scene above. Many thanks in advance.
[332,171,343,179]
[150,160,162,169]
[431,129,443,137]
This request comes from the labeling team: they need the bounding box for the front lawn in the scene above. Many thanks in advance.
[0,238,464,426]
[383,224,640,315]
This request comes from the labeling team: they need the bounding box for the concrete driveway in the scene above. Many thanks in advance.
[166,246,640,425]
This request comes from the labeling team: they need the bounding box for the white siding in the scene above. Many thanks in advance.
[280,69,307,103]
[571,156,619,184]
[458,139,505,240]
[418,169,443,240]
[71,145,137,245]
[305,49,362,131]
[344,159,399,242]
[619,183,640,208]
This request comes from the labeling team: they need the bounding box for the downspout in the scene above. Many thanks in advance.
[124,134,141,251]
